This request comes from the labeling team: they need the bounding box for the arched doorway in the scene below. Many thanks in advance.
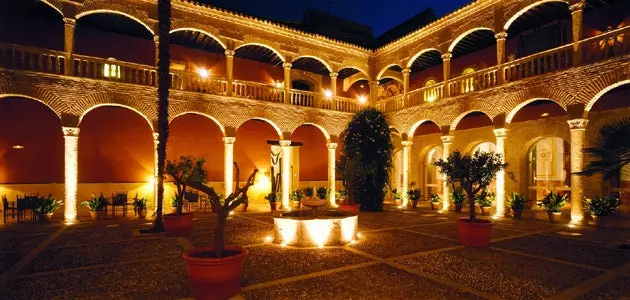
[291,124,328,190]
[527,137,570,203]
[424,146,443,198]
[472,141,496,154]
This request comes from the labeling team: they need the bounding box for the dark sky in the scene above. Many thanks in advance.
[207,0,472,36]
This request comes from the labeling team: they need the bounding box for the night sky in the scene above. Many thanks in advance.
[207,0,472,36]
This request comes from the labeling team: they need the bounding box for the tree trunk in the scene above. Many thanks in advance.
[468,195,476,222]
[214,209,227,258]
[146,0,171,233]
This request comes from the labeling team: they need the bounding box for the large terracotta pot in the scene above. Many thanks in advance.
[512,209,523,219]
[137,209,147,219]
[338,203,360,215]
[163,213,194,237]
[430,202,440,210]
[481,206,491,216]
[457,218,493,247]
[548,211,563,223]
[90,210,105,221]
[270,202,277,211]
[290,200,301,210]
[455,203,463,213]
[39,213,54,224]
[183,246,248,300]
[394,199,402,206]
[411,200,419,209]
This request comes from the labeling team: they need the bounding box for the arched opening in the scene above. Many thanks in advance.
[291,125,328,188]
[233,44,284,84]
[408,49,443,93]
[449,28,496,87]
[78,106,154,209]
[410,121,442,199]
[169,29,226,79]
[453,111,494,131]
[337,67,368,99]
[505,1,571,58]
[0,97,64,202]
[472,141,497,154]
[0,1,63,50]
[75,12,154,66]
[377,78,403,100]
[527,137,571,203]
[509,99,567,123]
[425,146,443,199]
[291,80,313,91]
[291,56,331,76]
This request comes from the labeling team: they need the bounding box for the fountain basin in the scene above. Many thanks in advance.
[273,211,358,247]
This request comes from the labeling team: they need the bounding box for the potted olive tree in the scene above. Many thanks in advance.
[81,194,108,220]
[538,191,566,223]
[338,108,393,213]
[584,196,620,226]
[183,162,257,300]
[35,195,62,223]
[407,188,422,208]
[507,193,528,219]
[452,188,465,213]
[434,150,507,247]
[430,194,441,210]
[163,155,207,236]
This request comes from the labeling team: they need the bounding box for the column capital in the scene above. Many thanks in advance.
[401,141,413,147]
[329,72,338,78]
[63,17,76,26]
[223,136,236,144]
[570,1,585,12]
[326,142,337,150]
[62,127,80,137]
[282,62,292,69]
[402,68,411,75]
[495,32,508,40]
[441,53,452,61]
[224,49,235,57]
[441,135,454,144]
[279,140,292,147]
[493,128,508,138]
[153,35,159,43]
[568,118,588,130]
[152,132,159,140]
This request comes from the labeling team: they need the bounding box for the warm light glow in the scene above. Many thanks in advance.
[275,217,299,244]
[11,145,24,149]
[147,176,155,185]
[280,141,292,209]
[357,95,367,104]
[357,232,363,239]
[304,219,334,247]
[541,112,550,117]
[323,89,333,99]
[104,63,121,79]
[275,81,284,89]
[264,235,273,243]
[229,211,234,216]
[281,243,287,247]
[350,240,357,244]
[397,205,403,209]
[197,68,210,79]
[63,133,78,223]
[341,216,358,242]
[274,215,357,247]
[492,215,500,220]
[567,224,576,228]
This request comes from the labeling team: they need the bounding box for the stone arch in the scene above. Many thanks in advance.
[503,0,569,31]
[235,43,286,63]
[448,27,495,53]
[76,3,155,36]
[505,98,567,124]
[450,110,494,131]
[169,112,226,136]
[293,55,333,73]
[289,122,331,142]
[407,48,442,68]
[40,0,65,18]
[408,119,441,137]
[377,63,403,80]
[236,117,283,139]
[584,79,630,117]
[169,27,227,50]
[72,91,155,127]
[78,104,154,131]
[338,66,369,77]
[0,93,65,119]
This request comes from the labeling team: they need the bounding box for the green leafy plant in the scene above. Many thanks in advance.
[264,192,277,203]
[430,193,441,203]
[133,197,149,210]
[35,195,62,214]
[336,189,347,199]
[584,196,620,217]
[507,193,528,210]
[451,188,465,205]
[338,108,393,211]
[290,189,303,202]
[165,155,208,215]
[81,194,108,212]
[316,187,329,200]
[304,187,314,197]
[476,190,494,207]
[537,192,567,213]
[578,117,630,180]
[434,150,507,222]
[407,188,422,201]
[391,188,402,200]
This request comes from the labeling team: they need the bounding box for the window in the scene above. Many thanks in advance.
[104,63,121,79]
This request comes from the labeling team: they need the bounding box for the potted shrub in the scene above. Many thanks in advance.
[35,195,62,223]
[584,196,620,226]
[407,188,422,208]
[81,194,108,221]
[265,192,278,211]
[452,188,465,213]
[430,194,441,210]
[316,186,329,201]
[336,189,347,205]
[537,192,567,223]
[303,187,314,201]
[391,189,402,206]
[507,193,527,219]
[337,108,393,212]
[434,151,507,247]
[183,163,258,300]
[163,155,207,237]
[476,190,493,216]
[133,196,149,219]
[290,189,303,210]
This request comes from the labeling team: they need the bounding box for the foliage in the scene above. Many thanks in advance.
[290,189,303,202]
[35,195,62,214]
[584,196,620,217]
[170,195,179,208]
[304,187,314,197]
[391,188,402,200]
[476,190,494,207]
[165,155,207,215]
[507,193,528,210]
[338,108,393,211]
[81,194,108,212]
[578,117,630,180]
[407,188,422,201]
[451,188,465,205]
[264,192,278,203]
[434,150,507,221]
[133,197,149,210]
[430,193,441,203]
[537,192,567,213]
[316,187,329,200]
[336,189,347,199]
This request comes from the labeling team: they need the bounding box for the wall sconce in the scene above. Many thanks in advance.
[323,89,333,99]
[12,145,24,150]
[275,81,284,89]
[197,68,210,79]
[357,95,367,104]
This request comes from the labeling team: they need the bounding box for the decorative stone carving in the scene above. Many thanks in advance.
[326,142,337,150]
[567,118,588,130]
[493,128,508,138]
[223,136,236,144]
[279,140,292,147]
[62,127,80,137]
[440,135,454,144]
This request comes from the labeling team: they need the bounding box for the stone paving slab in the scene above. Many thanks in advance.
[492,218,564,232]
[0,252,26,273]
[0,234,50,254]
[348,229,458,258]
[493,234,630,269]
[576,276,630,299]
[1,224,62,236]
[0,257,188,299]
[554,227,630,244]
[193,216,271,233]
[242,245,372,285]
[243,263,483,300]
[189,227,273,248]
[360,211,448,227]
[50,226,137,248]
[395,247,603,299]
[20,237,184,275]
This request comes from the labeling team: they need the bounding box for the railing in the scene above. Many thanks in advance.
[580,25,630,64]
[170,70,227,95]
[290,89,317,107]
[334,96,361,113]
[448,66,498,97]
[0,42,65,75]
[503,44,573,83]
[73,54,156,86]
[408,83,444,106]
[374,95,405,112]
[232,80,284,103]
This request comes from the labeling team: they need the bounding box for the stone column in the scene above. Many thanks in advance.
[153,35,160,66]
[441,53,452,97]
[495,32,507,84]
[223,137,236,196]
[225,50,235,96]
[63,18,76,75]
[570,2,585,66]
[441,135,454,210]
[283,62,292,104]
[402,68,411,94]
[327,143,337,207]
[493,128,507,217]
[329,72,338,109]
[279,140,292,209]
[568,118,588,224]
[62,127,79,224]
[369,80,379,104]
[401,141,413,207]
[152,133,159,211]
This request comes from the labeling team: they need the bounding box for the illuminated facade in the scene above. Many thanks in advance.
[0,0,629,223]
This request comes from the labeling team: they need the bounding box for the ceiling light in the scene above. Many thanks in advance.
[541,113,550,117]
[12,145,24,149]
[323,89,333,99]
[357,95,367,104]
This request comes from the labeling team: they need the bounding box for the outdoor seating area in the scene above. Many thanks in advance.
[2,194,46,223]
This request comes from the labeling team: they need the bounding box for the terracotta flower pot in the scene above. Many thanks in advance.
[455,203,463,213]
[163,213,194,237]
[430,202,440,210]
[39,213,54,224]
[548,211,563,223]
[290,200,301,210]
[394,199,402,206]
[338,203,360,215]
[512,209,523,219]
[457,218,493,247]
[411,200,419,209]
[89,210,104,221]
[481,206,491,216]
[137,209,147,219]
[270,202,277,211]
[183,246,248,300]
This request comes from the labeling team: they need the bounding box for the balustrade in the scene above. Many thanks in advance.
[448,67,498,97]
[0,43,65,75]
[73,54,156,86]
[503,44,573,83]
[232,80,284,103]
[290,89,317,107]
[580,26,630,64]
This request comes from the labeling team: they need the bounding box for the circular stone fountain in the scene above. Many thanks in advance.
[273,211,358,247]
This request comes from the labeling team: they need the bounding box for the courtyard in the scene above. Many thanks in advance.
[0,206,629,299]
